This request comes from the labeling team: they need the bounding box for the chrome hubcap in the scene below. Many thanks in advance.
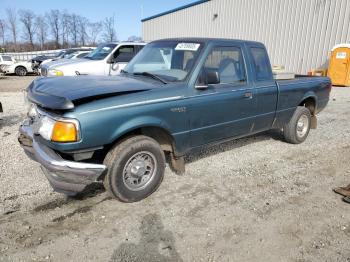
[123,151,157,191]
[296,114,309,138]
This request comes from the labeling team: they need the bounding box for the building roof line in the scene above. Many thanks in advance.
[141,0,210,22]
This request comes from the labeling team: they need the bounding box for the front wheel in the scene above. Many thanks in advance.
[283,106,312,144]
[103,135,165,202]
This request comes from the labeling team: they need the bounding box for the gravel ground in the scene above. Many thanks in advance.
[0,76,350,261]
[0,75,36,92]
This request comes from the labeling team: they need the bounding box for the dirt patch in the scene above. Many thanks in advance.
[0,75,36,92]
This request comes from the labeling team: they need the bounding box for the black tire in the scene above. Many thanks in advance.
[15,66,27,76]
[283,106,312,144]
[103,135,165,202]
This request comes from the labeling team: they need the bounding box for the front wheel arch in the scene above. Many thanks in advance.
[103,135,166,202]
[108,125,178,156]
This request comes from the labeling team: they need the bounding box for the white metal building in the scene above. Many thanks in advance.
[142,0,350,73]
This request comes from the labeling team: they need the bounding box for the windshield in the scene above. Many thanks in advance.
[64,53,78,59]
[84,43,117,60]
[124,41,203,82]
[55,51,65,58]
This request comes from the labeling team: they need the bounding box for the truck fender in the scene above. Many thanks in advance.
[108,116,186,174]
[109,115,171,145]
[300,92,317,129]
[300,92,317,110]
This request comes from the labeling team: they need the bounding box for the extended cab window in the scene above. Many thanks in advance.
[204,46,246,84]
[250,47,272,80]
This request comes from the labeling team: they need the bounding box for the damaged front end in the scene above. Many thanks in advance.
[18,105,106,195]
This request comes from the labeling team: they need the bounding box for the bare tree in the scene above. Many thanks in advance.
[128,35,142,42]
[35,15,47,50]
[19,9,37,50]
[47,9,61,48]
[69,14,79,46]
[88,22,102,45]
[78,16,89,46]
[103,15,117,42]
[6,8,18,48]
[61,10,71,47]
[0,19,6,46]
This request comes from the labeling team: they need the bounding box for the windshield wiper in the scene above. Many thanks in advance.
[133,72,167,84]
[120,69,129,74]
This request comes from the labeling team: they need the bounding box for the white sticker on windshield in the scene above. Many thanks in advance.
[175,43,200,51]
[336,52,347,59]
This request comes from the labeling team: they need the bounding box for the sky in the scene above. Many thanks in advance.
[0,0,195,41]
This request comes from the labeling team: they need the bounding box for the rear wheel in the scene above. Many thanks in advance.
[15,66,27,76]
[103,135,165,202]
[283,106,311,144]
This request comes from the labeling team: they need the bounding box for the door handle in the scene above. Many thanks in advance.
[243,91,253,99]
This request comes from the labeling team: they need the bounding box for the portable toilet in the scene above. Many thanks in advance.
[328,44,350,86]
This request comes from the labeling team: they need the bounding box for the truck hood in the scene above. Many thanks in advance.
[53,59,97,70]
[42,58,80,69]
[27,75,160,110]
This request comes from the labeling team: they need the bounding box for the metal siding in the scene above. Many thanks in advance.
[142,0,350,73]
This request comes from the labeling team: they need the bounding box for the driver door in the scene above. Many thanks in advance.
[189,45,257,147]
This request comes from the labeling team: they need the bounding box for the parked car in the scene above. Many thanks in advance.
[18,38,331,202]
[0,55,16,72]
[41,42,146,76]
[39,48,93,67]
[31,48,93,73]
[40,51,91,75]
[31,53,60,72]
[2,60,34,76]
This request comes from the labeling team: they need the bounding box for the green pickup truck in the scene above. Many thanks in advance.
[18,38,331,202]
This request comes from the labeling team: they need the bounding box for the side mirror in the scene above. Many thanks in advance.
[107,56,114,64]
[195,69,220,89]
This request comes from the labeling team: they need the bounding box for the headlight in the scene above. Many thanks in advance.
[48,69,64,76]
[38,116,56,140]
[37,115,79,142]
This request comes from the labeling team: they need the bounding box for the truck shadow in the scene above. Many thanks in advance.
[32,184,107,212]
[110,213,183,262]
[185,129,284,164]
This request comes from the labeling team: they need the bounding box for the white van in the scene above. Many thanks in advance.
[42,42,146,77]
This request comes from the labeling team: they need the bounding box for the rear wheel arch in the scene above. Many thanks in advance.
[299,96,317,129]
[299,96,316,115]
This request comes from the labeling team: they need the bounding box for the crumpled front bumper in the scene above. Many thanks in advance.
[18,122,107,195]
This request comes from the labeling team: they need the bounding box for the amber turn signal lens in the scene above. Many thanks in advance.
[51,121,78,142]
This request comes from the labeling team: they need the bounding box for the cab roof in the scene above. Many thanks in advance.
[151,37,265,47]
